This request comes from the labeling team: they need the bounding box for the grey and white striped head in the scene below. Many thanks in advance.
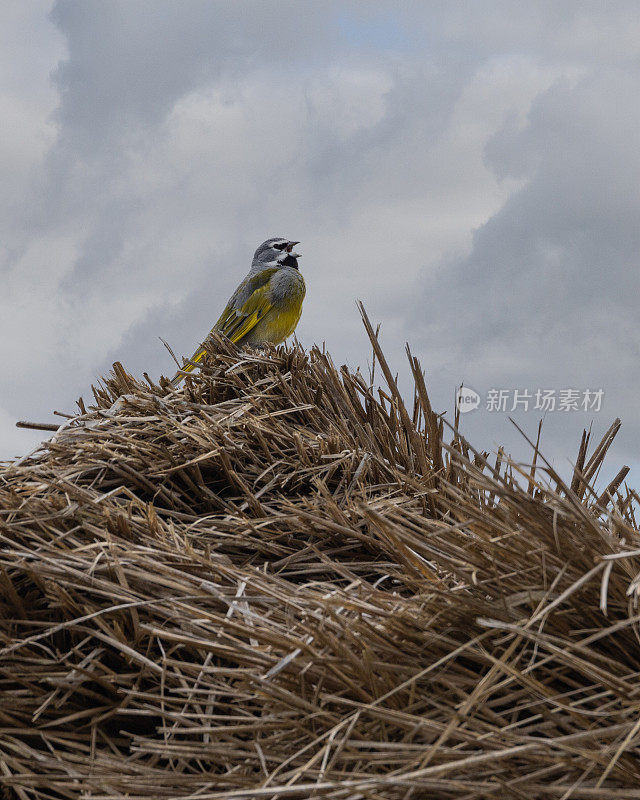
[251,237,301,270]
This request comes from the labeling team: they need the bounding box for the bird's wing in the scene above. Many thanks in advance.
[171,269,277,384]
[214,268,277,342]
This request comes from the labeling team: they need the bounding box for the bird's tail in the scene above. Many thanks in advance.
[170,347,207,386]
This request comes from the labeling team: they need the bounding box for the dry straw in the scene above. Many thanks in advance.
[1,305,640,799]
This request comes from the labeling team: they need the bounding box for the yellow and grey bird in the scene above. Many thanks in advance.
[171,237,305,385]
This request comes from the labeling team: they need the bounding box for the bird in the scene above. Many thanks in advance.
[170,237,305,385]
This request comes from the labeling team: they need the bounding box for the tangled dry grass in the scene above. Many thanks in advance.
[1,309,640,799]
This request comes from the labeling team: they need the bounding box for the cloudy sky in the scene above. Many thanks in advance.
[2,1,639,486]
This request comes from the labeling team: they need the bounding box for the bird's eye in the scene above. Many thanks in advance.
[273,241,288,250]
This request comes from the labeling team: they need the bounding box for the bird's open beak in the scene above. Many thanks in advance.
[286,241,300,254]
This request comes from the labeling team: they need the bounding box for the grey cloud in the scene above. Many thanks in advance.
[408,67,640,468]
[50,0,337,146]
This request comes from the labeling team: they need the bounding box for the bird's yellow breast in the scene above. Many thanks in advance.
[263,297,304,342]
[243,270,305,346]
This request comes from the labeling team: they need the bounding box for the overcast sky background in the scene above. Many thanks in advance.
[1,1,639,487]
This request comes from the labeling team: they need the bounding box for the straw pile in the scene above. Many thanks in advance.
[1,309,640,799]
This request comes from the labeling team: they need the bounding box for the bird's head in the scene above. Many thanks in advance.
[252,237,301,270]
